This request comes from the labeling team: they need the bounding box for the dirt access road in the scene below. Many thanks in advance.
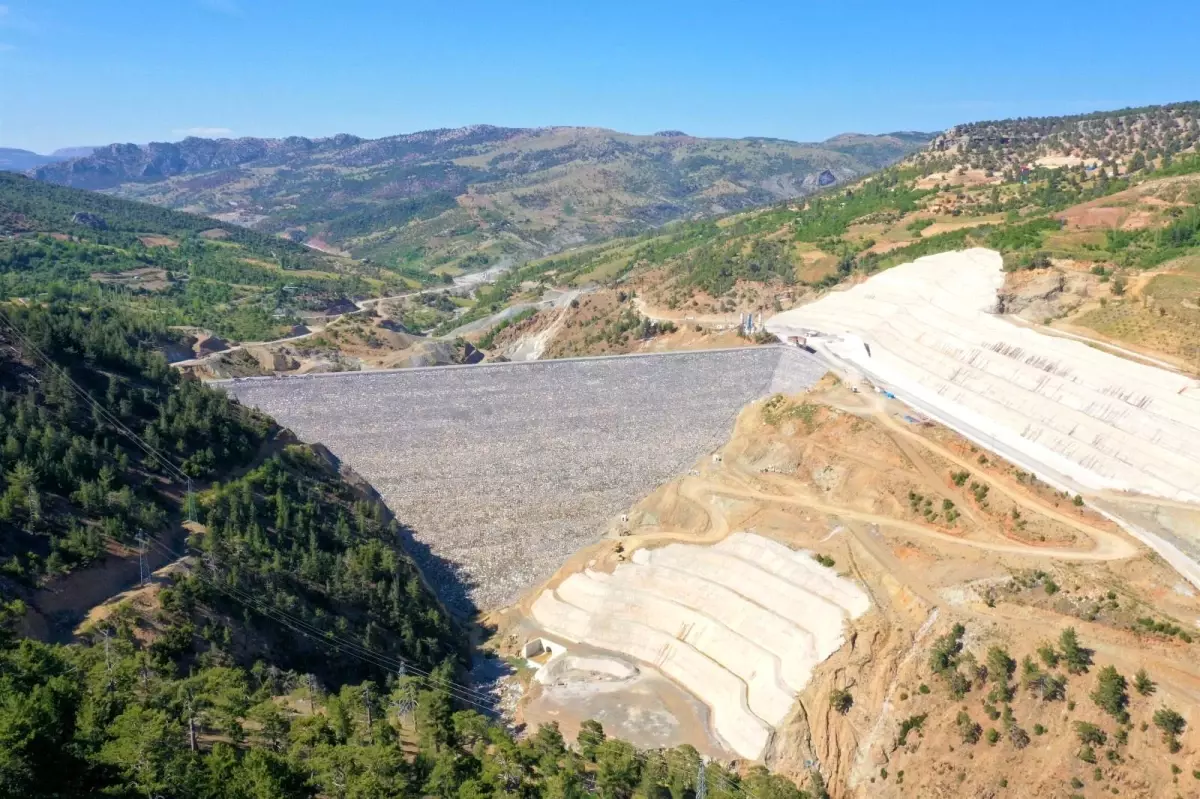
[633,297,743,329]
[509,384,1140,637]
[170,287,452,368]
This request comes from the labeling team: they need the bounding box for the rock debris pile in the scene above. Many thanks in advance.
[222,348,825,613]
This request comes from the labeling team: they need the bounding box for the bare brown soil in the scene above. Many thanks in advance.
[492,290,763,360]
[495,383,1200,798]
[1061,205,1125,230]
[90,267,173,292]
[866,239,913,254]
[915,169,998,189]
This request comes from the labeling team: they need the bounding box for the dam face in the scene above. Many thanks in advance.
[221,347,824,614]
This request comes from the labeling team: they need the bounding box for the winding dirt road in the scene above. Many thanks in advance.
[695,478,1137,562]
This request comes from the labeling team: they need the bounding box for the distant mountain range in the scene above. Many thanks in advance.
[0,146,96,172]
[28,126,932,277]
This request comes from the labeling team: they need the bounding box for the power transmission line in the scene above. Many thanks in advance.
[107,529,772,799]
[1,308,784,799]
[0,305,499,710]
[130,532,499,711]
[136,531,149,586]
[0,308,191,483]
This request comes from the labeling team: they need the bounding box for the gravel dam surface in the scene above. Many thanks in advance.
[220,347,825,613]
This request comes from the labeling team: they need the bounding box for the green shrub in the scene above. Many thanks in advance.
[830,688,853,714]
[1134,668,1156,696]
[1090,666,1129,723]
[897,714,927,745]
[1075,721,1107,746]
[1060,628,1092,674]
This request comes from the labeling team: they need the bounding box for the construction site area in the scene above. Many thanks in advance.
[504,383,1200,796]
[223,249,1200,797]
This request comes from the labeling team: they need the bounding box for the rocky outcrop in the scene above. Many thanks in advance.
[244,346,299,372]
[29,127,928,236]
[71,211,107,230]
[31,135,360,190]
[27,128,526,191]
[997,267,1090,322]
[193,333,228,357]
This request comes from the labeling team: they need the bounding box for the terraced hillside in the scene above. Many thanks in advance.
[509,387,1200,796]
[31,126,930,277]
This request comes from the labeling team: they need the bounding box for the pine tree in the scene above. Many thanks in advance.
[1059,627,1092,674]
[1091,666,1129,723]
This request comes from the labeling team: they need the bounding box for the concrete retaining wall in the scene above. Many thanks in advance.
[531,532,869,760]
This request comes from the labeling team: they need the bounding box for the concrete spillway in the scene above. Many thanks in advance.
[769,248,1200,502]
[219,347,825,613]
[768,247,1200,587]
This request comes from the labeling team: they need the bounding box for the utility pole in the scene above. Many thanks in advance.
[305,674,320,715]
[203,551,220,581]
[331,767,346,799]
[185,477,196,523]
[100,628,115,693]
[136,532,149,586]
[363,684,373,734]
[184,691,198,752]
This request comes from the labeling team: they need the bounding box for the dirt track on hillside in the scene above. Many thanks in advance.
[498,384,1200,796]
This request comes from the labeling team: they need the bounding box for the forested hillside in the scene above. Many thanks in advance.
[0,303,460,677]
[0,286,819,799]
[0,305,261,582]
[30,126,930,279]
[0,173,408,342]
[0,306,815,798]
[0,594,817,799]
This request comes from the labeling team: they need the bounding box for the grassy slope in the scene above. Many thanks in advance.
[464,104,1200,362]
[0,172,414,341]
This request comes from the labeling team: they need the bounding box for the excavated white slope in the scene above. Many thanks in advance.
[530,533,869,759]
[768,248,1200,503]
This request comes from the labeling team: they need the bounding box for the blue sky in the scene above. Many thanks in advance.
[2,0,1198,152]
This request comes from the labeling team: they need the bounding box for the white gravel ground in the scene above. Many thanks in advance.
[531,532,869,759]
[768,247,1200,587]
